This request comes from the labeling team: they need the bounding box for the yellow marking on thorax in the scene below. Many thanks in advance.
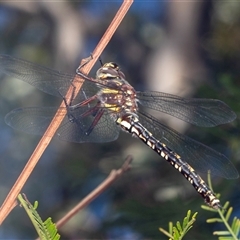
[101,88,119,94]
[103,103,121,112]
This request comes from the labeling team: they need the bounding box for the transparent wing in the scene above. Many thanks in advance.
[137,91,236,127]
[0,54,98,101]
[138,110,239,179]
[5,107,120,143]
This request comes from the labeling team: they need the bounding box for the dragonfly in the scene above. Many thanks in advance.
[0,55,238,209]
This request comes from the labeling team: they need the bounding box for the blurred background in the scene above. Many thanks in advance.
[0,1,240,239]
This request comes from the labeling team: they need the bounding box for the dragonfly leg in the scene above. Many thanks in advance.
[62,56,94,103]
[58,84,76,107]
[75,58,101,84]
[85,108,104,136]
[98,56,103,66]
[78,103,100,118]
[75,55,94,79]
[76,55,93,72]
[65,95,99,123]
[70,95,98,109]
[68,102,103,136]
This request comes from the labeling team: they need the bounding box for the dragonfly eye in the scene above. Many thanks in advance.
[96,67,118,80]
[101,62,126,79]
[97,62,126,80]
[103,62,119,70]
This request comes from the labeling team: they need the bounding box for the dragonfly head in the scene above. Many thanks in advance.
[96,62,126,80]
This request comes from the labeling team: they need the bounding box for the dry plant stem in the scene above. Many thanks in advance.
[35,156,132,240]
[55,156,132,229]
[0,0,133,225]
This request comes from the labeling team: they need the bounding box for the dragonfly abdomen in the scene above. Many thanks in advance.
[116,114,221,209]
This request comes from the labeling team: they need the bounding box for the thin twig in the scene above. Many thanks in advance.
[55,155,132,230]
[0,0,133,225]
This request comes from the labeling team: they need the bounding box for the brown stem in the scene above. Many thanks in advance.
[55,155,132,230]
[0,0,133,225]
[34,156,132,240]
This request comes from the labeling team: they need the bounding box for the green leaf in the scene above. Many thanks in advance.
[169,222,173,235]
[222,202,230,212]
[206,218,223,223]
[202,174,240,240]
[231,218,240,235]
[182,210,190,229]
[18,193,60,240]
[218,237,237,240]
[176,221,182,232]
[213,230,231,235]
[33,201,39,210]
[159,210,198,240]
[225,207,233,222]
[159,228,173,239]
[172,226,180,239]
[201,205,218,212]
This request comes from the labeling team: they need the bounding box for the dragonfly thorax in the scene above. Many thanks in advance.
[97,80,138,117]
[96,62,138,117]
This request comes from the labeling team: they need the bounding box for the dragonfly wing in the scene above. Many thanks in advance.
[58,111,120,143]
[5,107,63,136]
[138,110,239,179]
[0,54,98,101]
[137,91,236,127]
[5,107,120,143]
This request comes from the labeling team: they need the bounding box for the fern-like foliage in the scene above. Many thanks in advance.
[202,201,240,240]
[159,210,198,240]
[18,193,60,240]
[201,173,240,240]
